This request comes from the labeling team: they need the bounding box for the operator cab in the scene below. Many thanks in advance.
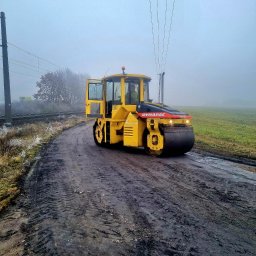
[86,71,151,118]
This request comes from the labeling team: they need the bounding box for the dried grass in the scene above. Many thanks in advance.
[0,131,18,155]
[0,117,85,212]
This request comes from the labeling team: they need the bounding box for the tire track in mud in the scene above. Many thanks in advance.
[89,150,255,255]
[4,123,256,255]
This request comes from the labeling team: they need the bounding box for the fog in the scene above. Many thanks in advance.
[1,0,256,107]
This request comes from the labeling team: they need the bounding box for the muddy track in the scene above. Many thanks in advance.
[1,123,256,255]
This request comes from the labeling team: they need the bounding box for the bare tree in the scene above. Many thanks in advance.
[34,69,88,105]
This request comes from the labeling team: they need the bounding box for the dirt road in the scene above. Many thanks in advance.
[1,123,256,255]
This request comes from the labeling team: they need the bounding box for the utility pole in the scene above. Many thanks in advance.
[158,72,165,105]
[161,72,165,106]
[158,73,161,103]
[1,12,12,124]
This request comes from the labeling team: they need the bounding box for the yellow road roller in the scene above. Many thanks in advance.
[85,70,194,156]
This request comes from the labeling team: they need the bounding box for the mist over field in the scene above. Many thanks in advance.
[1,0,256,107]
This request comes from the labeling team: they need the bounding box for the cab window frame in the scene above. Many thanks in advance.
[125,78,140,105]
[143,80,150,102]
[88,83,103,101]
[105,78,122,105]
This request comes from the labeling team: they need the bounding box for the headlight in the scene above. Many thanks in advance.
[185,119,190,124]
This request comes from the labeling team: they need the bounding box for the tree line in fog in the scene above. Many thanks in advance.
[0,69,89,115]
[34,69,87,105]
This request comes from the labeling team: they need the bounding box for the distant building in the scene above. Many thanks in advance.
[19,96,32,102]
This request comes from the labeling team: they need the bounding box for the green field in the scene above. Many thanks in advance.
[180,107,256,160]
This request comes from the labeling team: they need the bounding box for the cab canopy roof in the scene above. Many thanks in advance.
[103,73,151,81]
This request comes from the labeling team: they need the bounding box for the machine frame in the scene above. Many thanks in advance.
[85,73,194,156]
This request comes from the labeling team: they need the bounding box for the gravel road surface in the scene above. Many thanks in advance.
[1,123,256,256]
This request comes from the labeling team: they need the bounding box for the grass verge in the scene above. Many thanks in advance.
[0,117,85,212]
[180,107,256,160]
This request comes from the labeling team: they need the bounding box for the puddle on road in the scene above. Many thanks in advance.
[186,152,256,185]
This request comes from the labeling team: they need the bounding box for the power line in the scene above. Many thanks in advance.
[1,55,51,72]
[163,0,176,71]
[9,58,51,73]
[148,0,158,72]
[148,0,176,73]
[9,62,49,74]
[1,55,51,73]
[7,41,60,68]
[10,70,39,78]
[156,0,160,71]
[161,0,168,72]
[0,66,39,78]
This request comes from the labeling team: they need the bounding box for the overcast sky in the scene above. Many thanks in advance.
[1,0,256,107]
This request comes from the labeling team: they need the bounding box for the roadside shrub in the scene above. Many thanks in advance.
[0,131,17,155]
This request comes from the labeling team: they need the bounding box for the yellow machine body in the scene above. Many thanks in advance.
[85,73,194,156]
